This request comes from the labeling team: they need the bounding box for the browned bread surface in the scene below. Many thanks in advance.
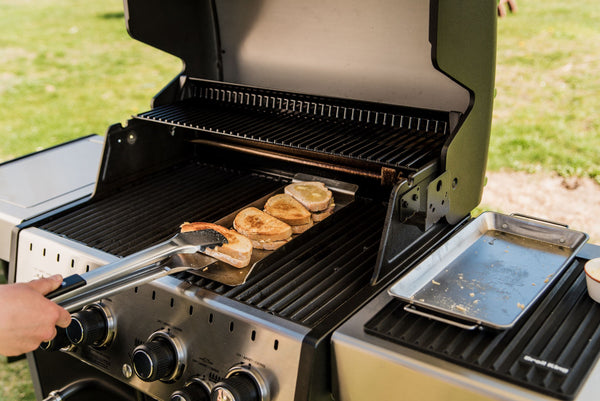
[291,219,313,234]
[251,238,290,250]
[180,222,252,268]
[311,201,335,222]
[264,193,312,226]
[233,207,292,242]
[284,181,333,212]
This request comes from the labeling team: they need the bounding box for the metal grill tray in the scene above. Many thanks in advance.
[179,173,357,286]
[388,212,589,330]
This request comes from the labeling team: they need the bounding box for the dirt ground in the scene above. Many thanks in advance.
[480,171,600,244]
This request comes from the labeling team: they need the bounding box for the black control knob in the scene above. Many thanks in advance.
[170,381,211,401]
[66,308,107,346]
[211,374,259,401]
[132,338,178,382]
[39,327,70,351]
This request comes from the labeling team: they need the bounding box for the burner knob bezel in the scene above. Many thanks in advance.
[66,302,115,348]
[132,330,186,383]
[39,327,73,352]
[170,377,212,401]
[211,365,270,401]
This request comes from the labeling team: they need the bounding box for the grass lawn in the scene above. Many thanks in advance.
[0,0,180,162]
[0,356,34,401]
[491,0,600,182]
[0,1,598,400]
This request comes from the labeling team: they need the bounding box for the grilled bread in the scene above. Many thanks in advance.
[250,238,290,250]
[180,222,252,268]
[311,199,335,222]
[284,181,333,212]
[264,194,312,226]
[234,207,292,247]
[291,219,313,234]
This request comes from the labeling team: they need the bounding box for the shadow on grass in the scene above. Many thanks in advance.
[99,12,124,20]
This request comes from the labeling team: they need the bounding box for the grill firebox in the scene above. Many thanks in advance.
[37,161,391,328]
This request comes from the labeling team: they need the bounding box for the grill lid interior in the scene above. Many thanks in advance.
[124,0,471,113]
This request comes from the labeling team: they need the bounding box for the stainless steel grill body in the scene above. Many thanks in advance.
[16,163,399,401]
[7,1,581,401]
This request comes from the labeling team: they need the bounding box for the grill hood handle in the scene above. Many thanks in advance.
[45,229,227,312]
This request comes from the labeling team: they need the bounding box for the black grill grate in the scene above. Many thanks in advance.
[39,162,386,329]
[223,200,383,326]
[364,258,600,400]
[136,82,448,175]
[178,199,385,327]
[39,163,284,256]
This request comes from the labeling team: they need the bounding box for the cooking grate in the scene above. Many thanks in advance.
[136,81,448,175]
[39,161,386,329]
[39,162,284,256]
[365,258,600,400]
[182,199,386,328]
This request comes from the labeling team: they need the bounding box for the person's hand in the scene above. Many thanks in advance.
[498,0,518,17]
[0,275,71,356]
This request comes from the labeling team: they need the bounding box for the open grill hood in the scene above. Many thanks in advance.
[123,0,497,226]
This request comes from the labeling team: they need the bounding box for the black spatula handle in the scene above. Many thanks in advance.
[46,274,87,299]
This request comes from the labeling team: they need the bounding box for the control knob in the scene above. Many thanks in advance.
[39,327,71,352]
[66,304,114,347]
[132,331,185,382]
[211,366,269,401]
[171,379,211,401]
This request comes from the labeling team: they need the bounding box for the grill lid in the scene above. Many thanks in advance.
[123,0,496,225]
[125,0,471,112]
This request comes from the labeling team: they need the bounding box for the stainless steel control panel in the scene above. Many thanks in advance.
[53,276,309,401]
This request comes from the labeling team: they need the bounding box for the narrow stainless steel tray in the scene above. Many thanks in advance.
[388,212,589,330]
[183,173,357,285]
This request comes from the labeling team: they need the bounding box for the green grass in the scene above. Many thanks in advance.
[490,0,600,182]
[0,0,180,162]
[0,356,34,401]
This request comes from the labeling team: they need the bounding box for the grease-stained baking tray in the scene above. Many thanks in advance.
[388,212,588,330]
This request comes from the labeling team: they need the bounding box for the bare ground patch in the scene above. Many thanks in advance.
[480,170,600,243]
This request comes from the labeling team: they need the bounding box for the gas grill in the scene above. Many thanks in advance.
[2,0,600,401]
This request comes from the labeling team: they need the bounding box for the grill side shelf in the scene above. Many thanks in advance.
[365,258,600,400]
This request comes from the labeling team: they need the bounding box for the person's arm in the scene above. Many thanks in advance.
[0,275,72,356]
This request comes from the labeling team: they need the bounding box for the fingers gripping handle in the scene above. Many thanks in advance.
[46,275,87,300]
